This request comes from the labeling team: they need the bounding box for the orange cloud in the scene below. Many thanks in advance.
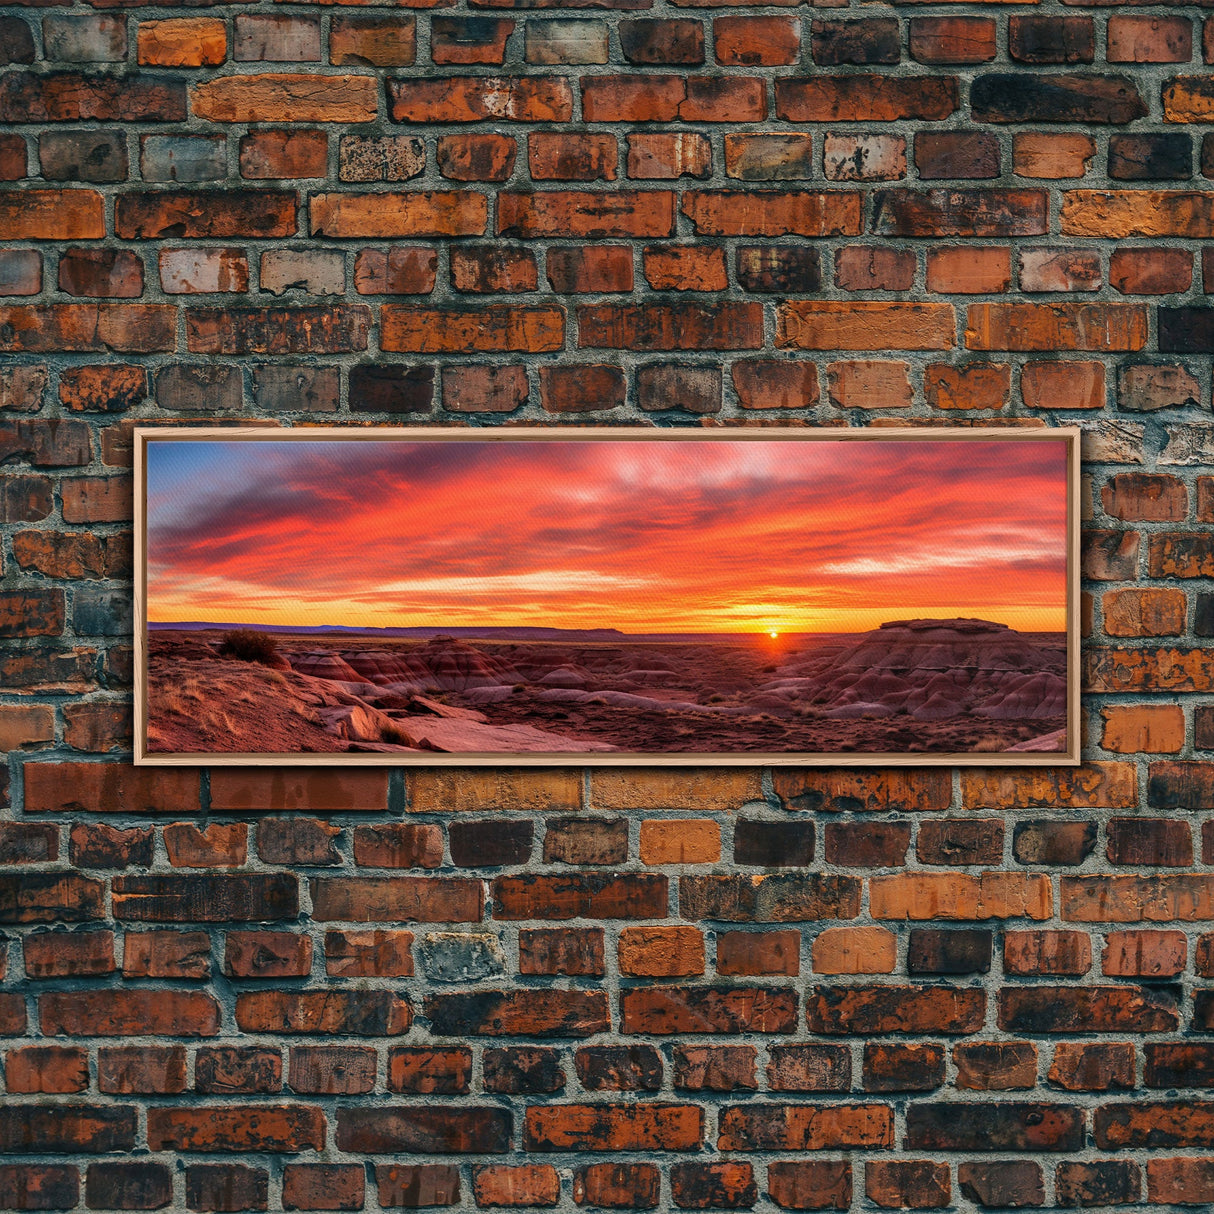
[146,437,1070,634]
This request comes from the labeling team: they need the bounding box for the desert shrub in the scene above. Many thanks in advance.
[218,629,279,665]
[381,721,414,746]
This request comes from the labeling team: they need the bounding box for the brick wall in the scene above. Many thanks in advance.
[2,0,1214,1210]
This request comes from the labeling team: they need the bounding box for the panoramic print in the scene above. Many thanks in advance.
[137,429,1077,764]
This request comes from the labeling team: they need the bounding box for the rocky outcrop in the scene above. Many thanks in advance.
[769,618,1066,722]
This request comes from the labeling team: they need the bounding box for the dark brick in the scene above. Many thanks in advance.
[971,75,1147,124]
[1013,820,1097,865]
[733,820,814,867]
[906,1104,1084,1152]
[449,819,532,867]
[958,1161,1044,1209]
[1009,16,1095,64]
[907,930,992,975]
[863,1043,946,1093]
[810,19,899,66]
[348,364,434,413]
[483,1047,565,1094]
[184,1165,268,1213]
[736,246,821,294]
[1109,134,1192,181]
[85,1163,172,1210]
[576,1045,663,1092]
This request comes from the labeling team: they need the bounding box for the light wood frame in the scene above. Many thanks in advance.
[134,425,1082,767]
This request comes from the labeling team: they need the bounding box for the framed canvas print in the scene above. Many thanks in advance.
[134,426,1080,766]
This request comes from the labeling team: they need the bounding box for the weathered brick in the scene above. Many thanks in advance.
[432,17,511,64]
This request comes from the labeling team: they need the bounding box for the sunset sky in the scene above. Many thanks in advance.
[145,436,1069,635]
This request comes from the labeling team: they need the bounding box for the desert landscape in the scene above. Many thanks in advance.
[146,618,1067,756]
[141,433,1071,759]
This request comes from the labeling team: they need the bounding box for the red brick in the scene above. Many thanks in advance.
[0,71,183,123]
[767,1162,851,1211]
[375,1164,460,1209]
[926,246,1011,294]
[149,1105,323,1153]
[777,302,954,351]
[580,302,760,351]
[1050,1043,1135,1094]
[719,1104,892,1152]
[0,305,175,353]
[23,929,115,977]
[192,73,374,123]
[643,245,727,292]
[865,1161,950,1210]
[388,1046,471,1094]
[1108,15,1191,62]
[353,246,436,296]
[547,246,633,293]
[732,361,818,410]
[909,17,995,64]
[1103,587,1187,637]
[0,190,101,241]
[41,989,220,1037]
[528,131,616,181]
[540,364,624,413]
[163,821,247,868]
[925,362,1010,411]
[827,360,912,410]
[583,74,764,123]
[325,929,413,978]
[835,247,914,292]
[117,191,295,239]
[437,133,516,182]
[1147,1159,1214,1205]
[877,189,1047,237]
[240,129,327,179]
[57,476,128,524]
[288,1047,374,1097]
[1103,929,1186,977]
[768,1044,850,1093]
[450,245,537,294]
[474,1164,560,1209]
[432,16,510,64]
[185,1164,268,1213]
[776,76,957,122]
[620,19,702,66]
[670,1162,756,1210]
[806,986,985,1035]
[329,15,416,66]
[124,929,210,979]
[526,1104,703,1152]
[58,248,143,299]
[683,190,859,237]
[953,1042,1038,1091]
[427,990,607,1038]
[5,1045,88,1094]
[714,16,799,65]
[282,1164,364,1212]
[138,17,227,66]
[226,931,313,979]
[518,927,605,977]
[627,132,711,180]
[390,76,571,123]
[1110,247,1192,295]
[717,930,800,977]
[573,1163,659,1209]
[209,769,387,812]
[24,762,198,814]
